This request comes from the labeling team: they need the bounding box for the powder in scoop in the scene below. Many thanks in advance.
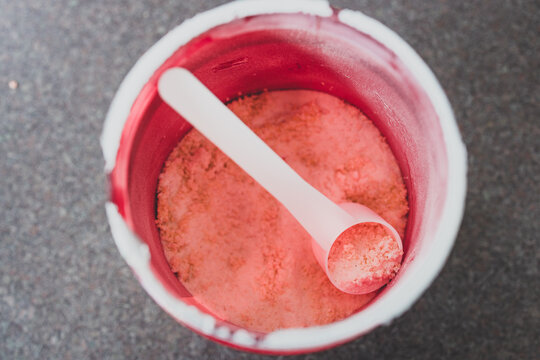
[328,223,403,294]
[156,89,408,332]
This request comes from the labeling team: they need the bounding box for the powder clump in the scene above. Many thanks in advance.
[156,90,408,332]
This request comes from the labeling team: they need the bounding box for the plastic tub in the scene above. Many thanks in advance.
[101,0,467,354]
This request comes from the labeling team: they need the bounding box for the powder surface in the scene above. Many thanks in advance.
[156,90,408,333]
[328,223,403,294]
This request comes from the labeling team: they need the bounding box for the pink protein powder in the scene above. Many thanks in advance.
[156,90,408,332]
[328,223,403,294]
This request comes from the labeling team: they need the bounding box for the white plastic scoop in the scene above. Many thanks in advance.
[158,67,403,294]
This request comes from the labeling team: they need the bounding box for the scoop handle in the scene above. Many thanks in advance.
[158,68,353,247]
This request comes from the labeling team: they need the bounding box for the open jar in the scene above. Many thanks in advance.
[101,0,466,354]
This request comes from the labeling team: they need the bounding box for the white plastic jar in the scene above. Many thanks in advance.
[101,0,467,354]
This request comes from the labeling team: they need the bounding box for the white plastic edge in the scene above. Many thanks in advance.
[100,0,467,352]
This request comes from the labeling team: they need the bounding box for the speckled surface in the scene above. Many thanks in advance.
[1,0,538,359]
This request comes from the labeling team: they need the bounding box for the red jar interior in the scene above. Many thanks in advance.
[110,13,447,332]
